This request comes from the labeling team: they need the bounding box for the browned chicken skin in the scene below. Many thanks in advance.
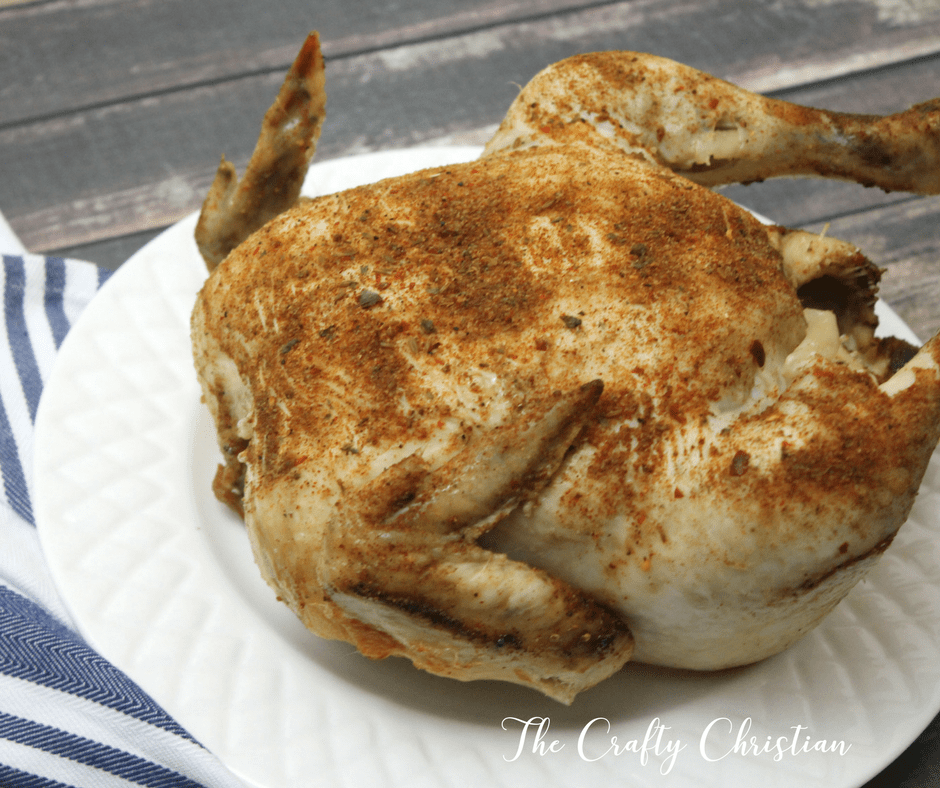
[191,34,940,703]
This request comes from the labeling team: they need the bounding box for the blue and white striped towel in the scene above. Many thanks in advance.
[0,247,246,787]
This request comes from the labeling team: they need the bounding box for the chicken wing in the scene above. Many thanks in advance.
[194,32,326,271]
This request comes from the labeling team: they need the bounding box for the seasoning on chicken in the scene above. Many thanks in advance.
[191,40,940,703]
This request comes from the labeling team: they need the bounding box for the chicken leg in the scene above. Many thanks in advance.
[484,51,940,194]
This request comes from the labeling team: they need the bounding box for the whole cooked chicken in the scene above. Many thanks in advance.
[191,32,940,703]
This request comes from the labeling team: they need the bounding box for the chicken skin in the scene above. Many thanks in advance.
[191,35,940,703]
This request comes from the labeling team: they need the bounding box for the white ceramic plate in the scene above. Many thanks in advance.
[35,147,940,788]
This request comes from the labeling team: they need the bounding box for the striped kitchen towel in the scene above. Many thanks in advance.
[0,252,246,788]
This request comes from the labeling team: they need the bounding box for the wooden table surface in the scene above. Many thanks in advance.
[2,1,939,785]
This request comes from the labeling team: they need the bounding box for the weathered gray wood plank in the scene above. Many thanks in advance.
[4,0,940,264]
[5,0,937,127]
[0,0,610,125]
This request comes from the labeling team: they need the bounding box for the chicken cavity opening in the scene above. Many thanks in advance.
[793,270,920,384]
[796,274,873,338]
[710,278,919,432]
